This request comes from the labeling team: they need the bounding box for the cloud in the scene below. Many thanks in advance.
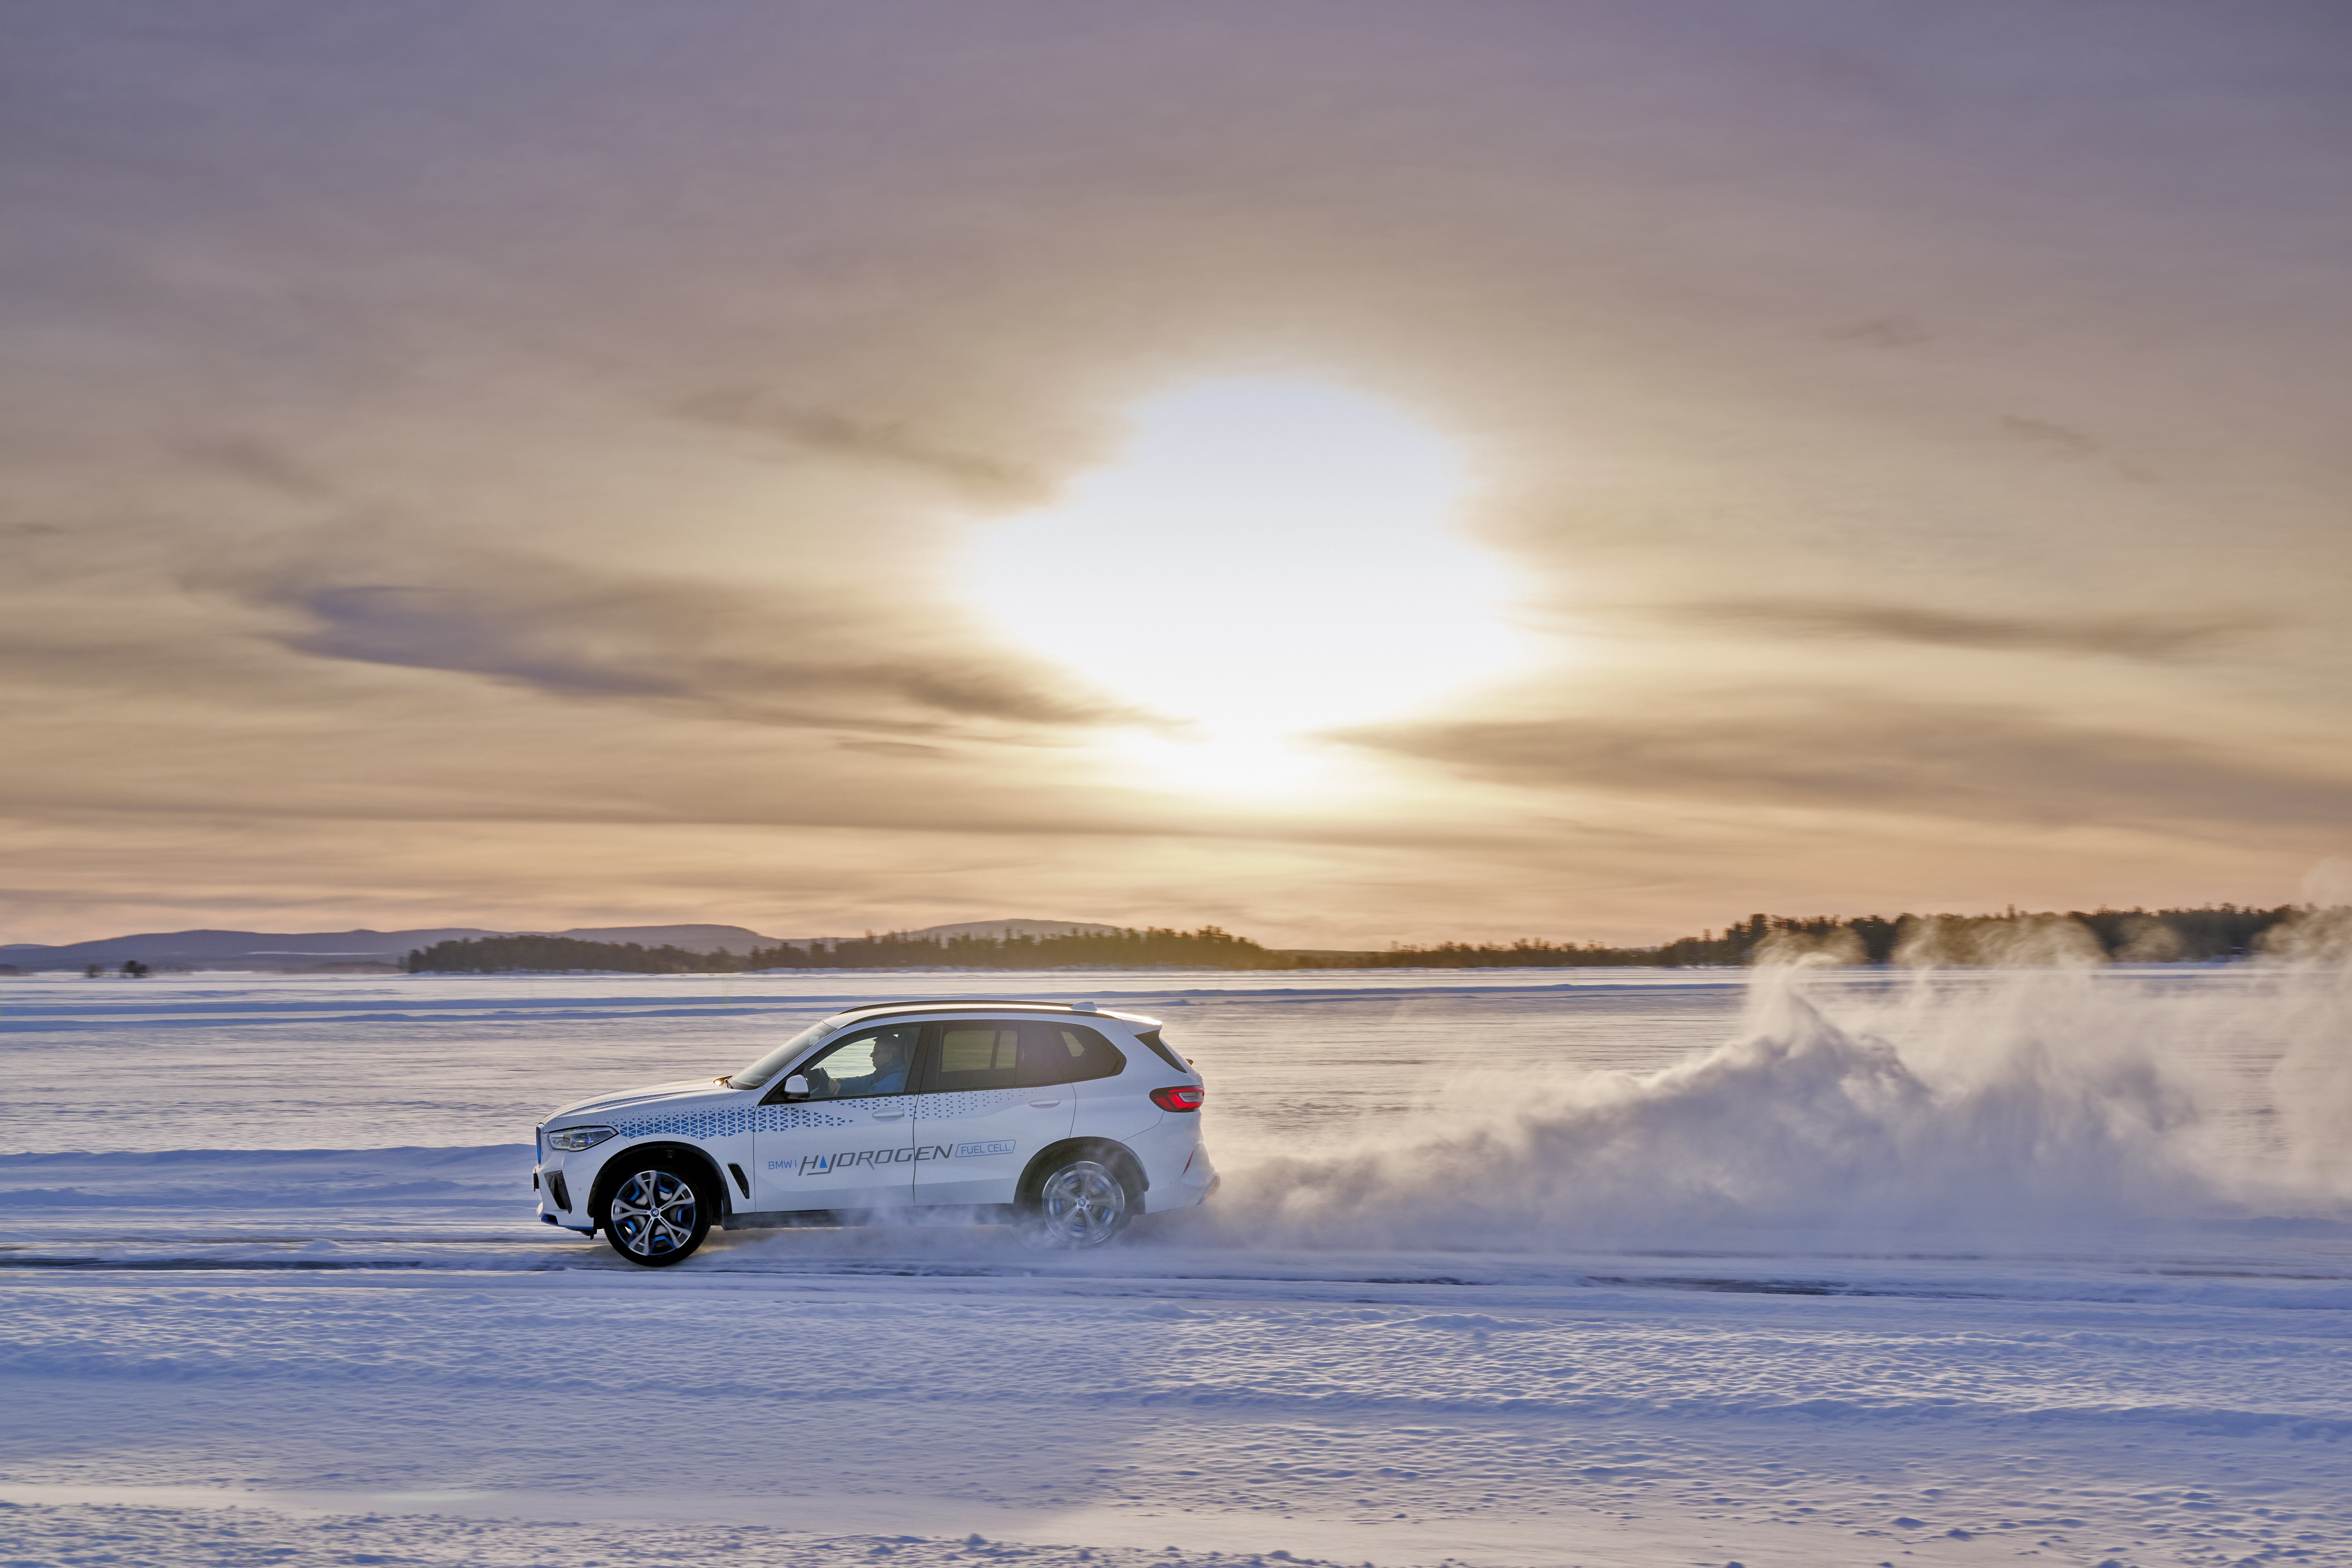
[183,438,337,499]
[249,560,1130,732]
[1671,599,2270,660]
[676,391,1056,506]
[1350,698,2352,830]
[836,738,949,761]
[1998,415,2101,458]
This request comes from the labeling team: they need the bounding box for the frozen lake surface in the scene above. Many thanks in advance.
[3,964,2348,1566]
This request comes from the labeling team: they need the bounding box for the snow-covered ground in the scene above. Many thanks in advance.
[3,963,2348,1567]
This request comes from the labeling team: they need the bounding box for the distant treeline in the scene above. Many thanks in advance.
[404,905,2306,974]
[1346,905,2300,968]
[403,925,1284,974]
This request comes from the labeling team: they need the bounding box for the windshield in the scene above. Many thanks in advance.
[726,1021,832,1089]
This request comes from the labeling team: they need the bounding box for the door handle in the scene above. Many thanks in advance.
[1028,1099,1062,1108]
[870,1110,906,1120]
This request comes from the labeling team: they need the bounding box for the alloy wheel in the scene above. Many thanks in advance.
[1034,1160,1127,1247]
[608,1168,699,1258]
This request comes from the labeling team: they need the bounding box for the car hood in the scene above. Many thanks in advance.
[543,1078,741,1124]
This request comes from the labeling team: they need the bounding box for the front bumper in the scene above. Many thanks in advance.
[535,1161,595,1233]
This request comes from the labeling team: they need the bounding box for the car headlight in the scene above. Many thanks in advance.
[544,1125,619,1152]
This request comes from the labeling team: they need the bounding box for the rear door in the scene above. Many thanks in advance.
[752,1022,918,1212]
[909,1018,1082,1206]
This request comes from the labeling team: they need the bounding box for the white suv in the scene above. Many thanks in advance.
[533,999,1215,1265]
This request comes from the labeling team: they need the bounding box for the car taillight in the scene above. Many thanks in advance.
[1150,1085,1205,1112]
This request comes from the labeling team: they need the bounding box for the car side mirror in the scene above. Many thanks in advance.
[782,1073,810,1100]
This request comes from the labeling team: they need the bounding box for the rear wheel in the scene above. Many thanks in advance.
[1023,1157,1131,1249]
[601,1161,712,1267]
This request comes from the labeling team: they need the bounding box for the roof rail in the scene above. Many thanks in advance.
[829,997,1086,1016]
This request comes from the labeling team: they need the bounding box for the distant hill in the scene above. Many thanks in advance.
[0,918,1115,971]
[0,923,789,971]
[538,924,788,954]
[0,927,503,972]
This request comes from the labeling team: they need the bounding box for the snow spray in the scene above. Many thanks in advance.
[1195,911,2352,1255]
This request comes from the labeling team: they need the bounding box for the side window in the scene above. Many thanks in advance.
[1133,1028,1188,1073]
[927,1021,1024,1093]
[799,1024,919,1100]
[1018,1021,1126,1087]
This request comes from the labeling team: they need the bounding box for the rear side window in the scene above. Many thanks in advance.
[1018,1021,1126,1087]
[1134,1028,1189,1073]
[929,1022,1023,1092]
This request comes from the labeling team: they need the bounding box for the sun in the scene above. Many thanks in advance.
[964,378,1532,790]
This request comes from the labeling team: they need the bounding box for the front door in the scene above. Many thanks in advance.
[910,1019,1087,1207]
[754,1021,918,1213]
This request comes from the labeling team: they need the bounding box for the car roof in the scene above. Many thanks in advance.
[822,998,1162,1028]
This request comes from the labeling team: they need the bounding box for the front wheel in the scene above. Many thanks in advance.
[602,1162,712,1267]
[1024,1157,1131,1249]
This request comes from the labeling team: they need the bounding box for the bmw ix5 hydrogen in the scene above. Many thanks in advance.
[533,999,1215,1265]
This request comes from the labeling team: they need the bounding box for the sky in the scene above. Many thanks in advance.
[4,1,2350,948]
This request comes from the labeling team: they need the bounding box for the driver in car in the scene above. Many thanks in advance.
[820,1033,912,1098]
